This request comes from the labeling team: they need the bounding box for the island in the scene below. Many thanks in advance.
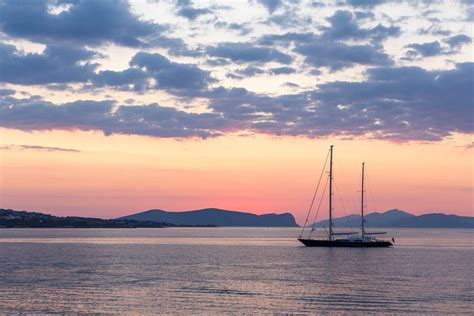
[0,209,215,228]
[119,208,299,227]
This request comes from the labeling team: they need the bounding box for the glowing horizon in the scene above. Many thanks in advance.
[1,128,472,224]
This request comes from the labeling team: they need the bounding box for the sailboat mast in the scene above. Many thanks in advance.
[361,162,365,236]
[329,145,333,240]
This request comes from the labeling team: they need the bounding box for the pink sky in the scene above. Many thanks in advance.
[1,129,472,224]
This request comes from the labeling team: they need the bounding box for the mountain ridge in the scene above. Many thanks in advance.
[119,208,299,227]
[311,209,473,228]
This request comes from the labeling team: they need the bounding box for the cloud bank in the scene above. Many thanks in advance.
[0,0,472,142]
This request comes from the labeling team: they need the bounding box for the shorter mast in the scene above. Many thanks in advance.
[328,145,333,240]
[361,162,365,236]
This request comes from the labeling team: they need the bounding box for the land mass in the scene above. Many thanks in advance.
[311,209,474,229]
[0,209,214,228]
[119,208,299,227]
[1,208,471,229]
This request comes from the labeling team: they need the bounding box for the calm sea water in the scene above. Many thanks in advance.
[0,228,472,314]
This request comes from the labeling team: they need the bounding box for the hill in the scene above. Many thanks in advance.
[0,209,211,228]
[311,209,474,228]
[119,208,299,227]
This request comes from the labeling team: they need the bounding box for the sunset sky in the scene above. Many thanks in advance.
[0,0,472,224]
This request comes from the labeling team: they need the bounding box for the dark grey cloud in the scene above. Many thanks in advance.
[354,11,375,20]
[283,82,301,88]
[308,62,474,140]
[259,30,392,71]
[1,63,472,141]
[0,88,15,96]
[215,21,252,36]
[0,144,80,152]
[264,5,312,28]
[257,0,283,14]
[237,66,265,76]
[0,42,212,93]
[418,23,451,36]
[175,0,212,20]
[0,43,97,84]
[405,41,443,58]
[226,73,244,80]
[0,95,229,138]
[445,34,472,49]
[322,10,400,41]
[344,0,386,8]
[0,0,164,48]
[296,40,392,71]
[270,66,296,75]
[405,35,470,60]
[205,63,473,141]
[91,68,149,92]
[207,42,292,64]
[130,52,215,91]
[226,66,265,80]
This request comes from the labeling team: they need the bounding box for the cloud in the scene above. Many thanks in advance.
[175,0,212,20]
[405,36,470,59]
[344,0,386,8]
[207,42,292,64]
[259,31,392,71]
[129,52,215,91]
[283,82,300,88]
[354,11,375,20]
[226,66,265,80]
[0,0,165,48]
[0,96,229,138]
[0,144,80,152]
[0,43,97,84]
[270,66,296,75]
[0,43,211,93]
[406,41,443,57]
[205,63,473,141]
[1,63,472,141]
[237,66,265,76]
[445,34,472,49]
[0,88,15,96]
[309,62,474,140]
[215,21,252,36]
[322,10,400,41]
[91,68,149,92]
[296,40,392,71]
[257,0,283,14]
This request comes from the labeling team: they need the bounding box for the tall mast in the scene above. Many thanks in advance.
[361,162,365,236]
[328,145,333,240]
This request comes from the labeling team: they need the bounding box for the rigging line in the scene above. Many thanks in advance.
[299,148,330,238]
[333,179,355,232]
[366,169,378,213]
[308,174,329,239]
[334,161,359,214]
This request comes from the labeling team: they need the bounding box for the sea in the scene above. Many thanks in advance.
[0,227,472,314]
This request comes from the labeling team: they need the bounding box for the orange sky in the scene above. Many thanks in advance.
[1,128,472,224]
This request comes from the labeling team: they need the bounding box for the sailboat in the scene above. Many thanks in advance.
[297,145,393,247]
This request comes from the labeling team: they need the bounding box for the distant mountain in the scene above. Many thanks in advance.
[391,213,474,228]
[311,209,474,228]
[120,208,299,227]
[0,209,211,228]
